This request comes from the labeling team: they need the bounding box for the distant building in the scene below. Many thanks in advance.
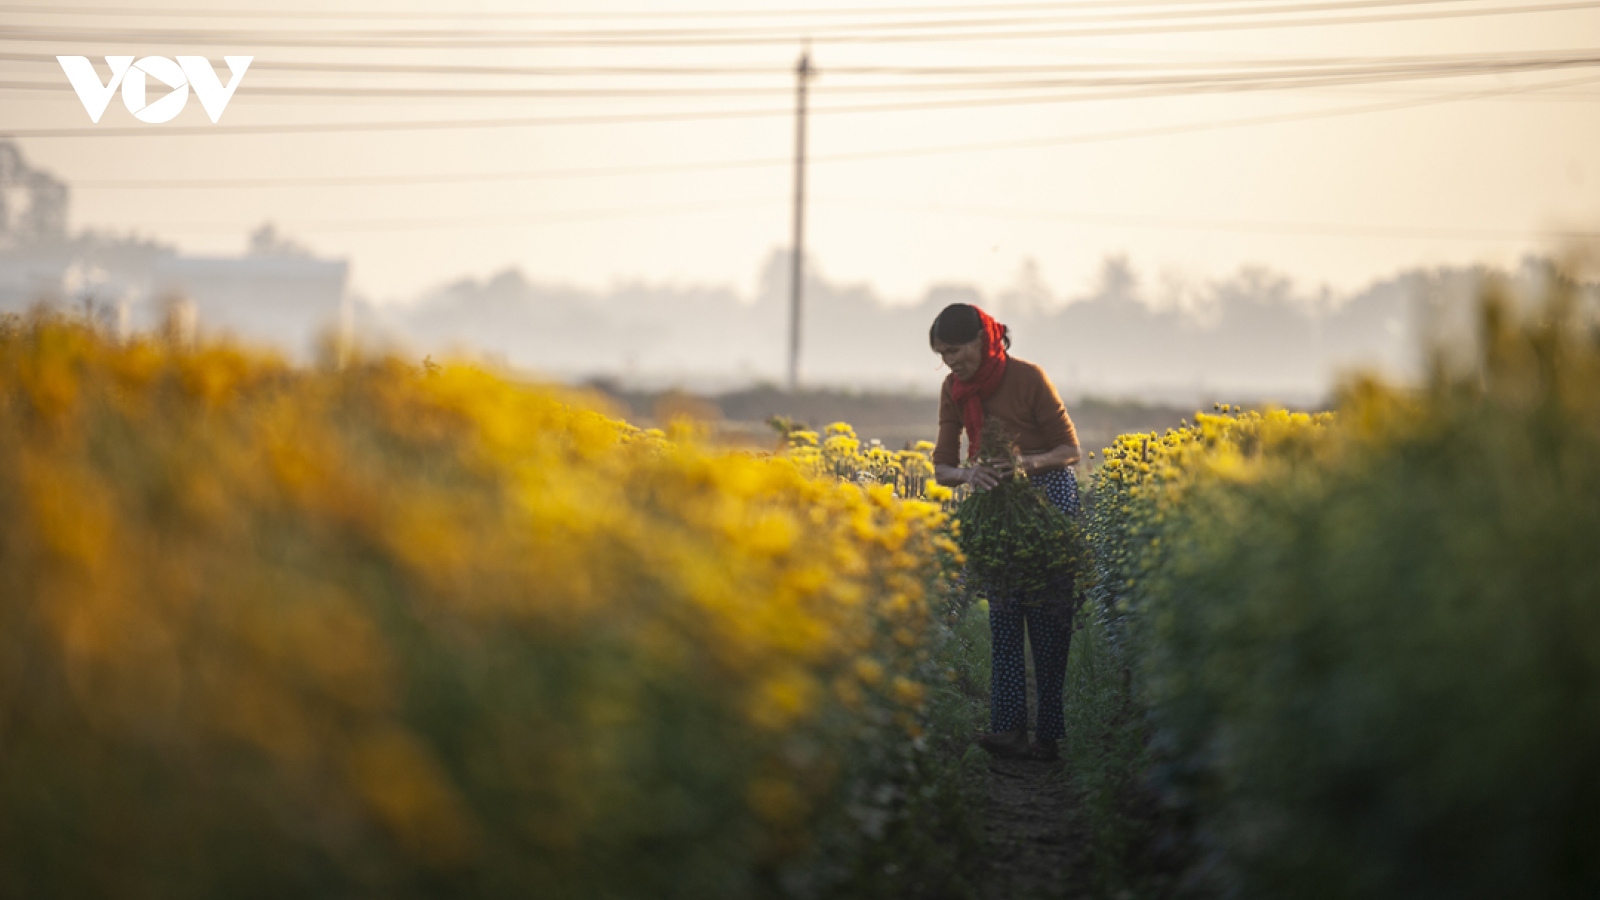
[148,223,349,356]
[0,141,347,359]
[0,141,68,241]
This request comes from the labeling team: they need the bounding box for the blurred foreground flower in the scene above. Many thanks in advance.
[0,313,957,900]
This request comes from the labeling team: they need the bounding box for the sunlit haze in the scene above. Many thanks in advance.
[2,0,1597,395]
[5,0,1595,297]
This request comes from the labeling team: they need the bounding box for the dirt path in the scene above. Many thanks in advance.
[977,753,1092,900]
[970,640,1095,900]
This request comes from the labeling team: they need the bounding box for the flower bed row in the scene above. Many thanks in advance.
[1069,277,1600,898]
[0,315,969,900]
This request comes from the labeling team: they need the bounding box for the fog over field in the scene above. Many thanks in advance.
[361,248,1586,405]
[2,139,1586,407]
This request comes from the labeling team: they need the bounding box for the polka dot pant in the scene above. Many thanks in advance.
[987,468,1080,742]
[1034,466,1082,519]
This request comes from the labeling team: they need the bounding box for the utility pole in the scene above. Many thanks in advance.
[787,46,811,393]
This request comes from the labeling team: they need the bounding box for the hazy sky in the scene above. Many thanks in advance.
[4,0,1597,305]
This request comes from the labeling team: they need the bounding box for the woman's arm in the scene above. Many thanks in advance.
[1017,443,1081,475]
[936,462,1005,490]
[1023,365,1079,473]
[931,378,967,479]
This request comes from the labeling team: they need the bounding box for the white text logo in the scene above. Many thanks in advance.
[57,55,253,124]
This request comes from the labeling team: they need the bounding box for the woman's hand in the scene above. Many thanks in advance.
[935,458,1033,490]
[968,446,1081,483]
[966,463,1006,491]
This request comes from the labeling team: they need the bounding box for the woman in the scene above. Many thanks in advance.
[929,302,1081,762]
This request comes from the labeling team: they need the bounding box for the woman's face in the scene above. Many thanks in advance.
[932,335,984,382]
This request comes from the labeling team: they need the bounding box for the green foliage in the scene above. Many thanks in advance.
[1062,601,1165,898]
[1068,405,1331,897]
[823,600,991,900]
[1077,271,1600,899]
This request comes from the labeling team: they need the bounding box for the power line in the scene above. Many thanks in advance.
[9,56,1599,138]
[816,197,1600,241]
[5,48,1596,80]
[0,0,1489,31]
[51,71,1600,199]
[836,69,1600,159]
[755,49,1600,76]
[0,0,1365,21]
[132,196,787,235]
[71,159,788,190]
[0,52,796,76]
[1280,84,1600,98]
[2,1,1595,48]
[170,0,1515,39]
[9,53,1598,99]
[0,80,813,99]
[108,193,1600,243]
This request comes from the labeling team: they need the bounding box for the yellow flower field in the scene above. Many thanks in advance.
[0,314,962,899]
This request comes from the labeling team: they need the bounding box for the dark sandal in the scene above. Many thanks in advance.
[974,728,1030,759]
[1026,739,1060,762]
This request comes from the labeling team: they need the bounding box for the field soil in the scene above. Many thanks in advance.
[589,384,1205,458]
[979,755,1093,900]
[964,630,1096,900]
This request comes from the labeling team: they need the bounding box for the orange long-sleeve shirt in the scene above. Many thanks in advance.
[933,357,1079,470]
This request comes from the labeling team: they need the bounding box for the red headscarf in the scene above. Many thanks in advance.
[948,307,1009,461]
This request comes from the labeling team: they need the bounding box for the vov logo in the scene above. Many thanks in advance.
[57,56,253,124]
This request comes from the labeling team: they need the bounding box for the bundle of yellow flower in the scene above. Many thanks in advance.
[0,315,957,899]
